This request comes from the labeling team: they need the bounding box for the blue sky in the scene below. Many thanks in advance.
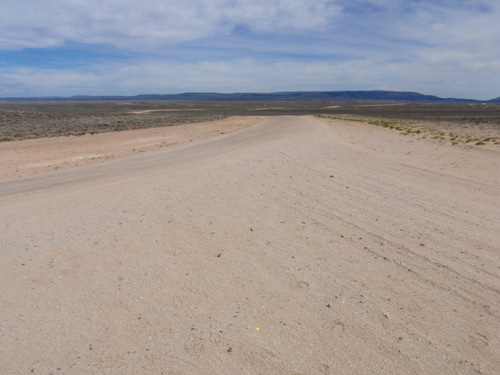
[0,0,498,99]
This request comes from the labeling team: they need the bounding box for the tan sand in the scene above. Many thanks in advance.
[0,116,499,374]
[0,116,260,179]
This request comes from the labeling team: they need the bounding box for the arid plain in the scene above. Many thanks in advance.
[0,102,499,374]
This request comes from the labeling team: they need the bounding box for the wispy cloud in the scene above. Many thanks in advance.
[0,0,498,99]
[0,0,341,50]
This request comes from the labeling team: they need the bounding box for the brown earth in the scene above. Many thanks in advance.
[0,116,499,374]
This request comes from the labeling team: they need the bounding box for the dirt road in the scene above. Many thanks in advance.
[1,116,498,374]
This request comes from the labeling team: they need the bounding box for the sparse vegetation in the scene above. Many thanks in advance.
[0,107,227,141]
[1,100,499,143]
[314,113,500,147]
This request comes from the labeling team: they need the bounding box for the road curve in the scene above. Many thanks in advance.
[0,117,301,205]
[1,116,499,374]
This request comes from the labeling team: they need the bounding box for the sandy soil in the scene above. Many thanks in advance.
[0,116,499,374]
[0,116,260,179]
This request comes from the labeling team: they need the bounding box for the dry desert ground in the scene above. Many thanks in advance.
[0,115,499,374]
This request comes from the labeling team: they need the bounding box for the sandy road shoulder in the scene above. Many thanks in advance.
[0,116,262,179]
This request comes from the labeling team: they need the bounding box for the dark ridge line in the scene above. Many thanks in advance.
[1,90,498,103]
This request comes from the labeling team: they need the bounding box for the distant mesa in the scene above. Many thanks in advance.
[0,90,497,103]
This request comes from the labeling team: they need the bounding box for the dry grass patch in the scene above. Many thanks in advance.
[314,114,500,147]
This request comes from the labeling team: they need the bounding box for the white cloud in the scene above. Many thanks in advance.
[2,55,498,99]
[0,0,341,51]
[0,1,498,99]
[0,67,101,96]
